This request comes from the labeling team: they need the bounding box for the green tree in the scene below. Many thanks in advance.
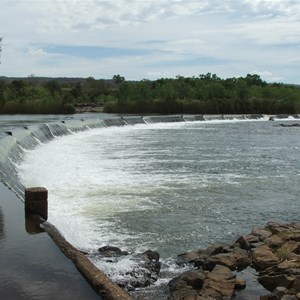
[113,74,125,86]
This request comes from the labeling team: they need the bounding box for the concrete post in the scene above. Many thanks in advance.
[25,187,48,220]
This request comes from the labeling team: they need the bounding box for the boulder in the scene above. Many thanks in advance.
[235,277,247,290]
[292,276,300,292]
[200,265,236,299]
[252,227,273,241]
[98,245,128,257]
[252,244,279,270]
[235,235,251,250]
[259,274,295,291]
[168,265,241,299]
[168,270,206,292]
[171,222,300,299]
[205,247,250,271]
[260,286,289,300]
[264,235,284,250]
[177,243,227,266]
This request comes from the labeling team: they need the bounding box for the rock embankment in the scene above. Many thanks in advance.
[169,221,300,300]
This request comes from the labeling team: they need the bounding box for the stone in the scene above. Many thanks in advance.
[267,222,289,235]
[236,235,251,250]
[265,235,284,249]
[292,276,300,292]
[178,243,227,266]
[200,265,236,299]
[206,248,251,271]
[235,277,247,290]
[281,296,298,300]
[205,243,227,256]
[178,249,204,264]
[260,287,289,300]
[244,234,260,244]
[259,274,295,291]
[252,227,273,241]
[292,244,300,255]
[252,245,279,270]
[141,250,160,262]
[98,245,128,257]
[171,222,300,300]
[170,287,202,300]
[169,270,206,292]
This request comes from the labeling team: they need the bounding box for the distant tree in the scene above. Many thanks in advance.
[44,80,62,96]
[244,74,267,87]
[113,74,125,85]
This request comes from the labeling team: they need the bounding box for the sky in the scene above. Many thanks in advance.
[0,0,300,83]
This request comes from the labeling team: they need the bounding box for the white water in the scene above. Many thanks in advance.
[17,118,300,288]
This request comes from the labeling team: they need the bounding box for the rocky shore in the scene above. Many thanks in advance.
[168,221,300,299]
[87,222,300,299]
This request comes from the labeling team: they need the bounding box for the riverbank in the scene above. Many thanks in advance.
[1,114,300,299]
[0,182,100,300]
[170,221,300,299]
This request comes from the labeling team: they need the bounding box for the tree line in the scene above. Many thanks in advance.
[0,73,299,114]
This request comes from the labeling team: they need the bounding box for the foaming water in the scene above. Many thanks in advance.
[18,119,300,289]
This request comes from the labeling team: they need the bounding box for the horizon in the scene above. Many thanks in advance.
[0,0,300,84]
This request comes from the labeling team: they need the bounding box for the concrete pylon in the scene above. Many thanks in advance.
[25,187,48,220]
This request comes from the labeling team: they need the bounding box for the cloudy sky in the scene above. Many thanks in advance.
[0,0,299,83]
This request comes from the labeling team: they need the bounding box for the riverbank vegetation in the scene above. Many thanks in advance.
[0,73,299,114]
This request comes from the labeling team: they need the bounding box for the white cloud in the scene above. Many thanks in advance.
[0,0,299,83]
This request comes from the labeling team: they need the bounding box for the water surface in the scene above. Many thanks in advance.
[17,118,300,290]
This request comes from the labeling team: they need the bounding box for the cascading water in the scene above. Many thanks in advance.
[1,114,300,298]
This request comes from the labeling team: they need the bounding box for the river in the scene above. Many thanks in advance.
[13,115,300,297]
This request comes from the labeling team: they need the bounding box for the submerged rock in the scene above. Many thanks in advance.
[94,247,162,292]
[98,245,129,257]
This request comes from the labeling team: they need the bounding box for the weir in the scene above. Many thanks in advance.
[0,113,299,199]
[0,113,299,299]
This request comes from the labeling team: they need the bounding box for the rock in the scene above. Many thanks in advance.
[141,250,160,262]
[252,227,273,241]
[236,235,251,250]
[235,277,247,290]
[139,250,161,275]
[244,234,261,244]
[178,249,205,265]
[274,259,300,275]
[171,222,300,299]
[168,265,239,300]
[252,245,279,270]
[98,245,128,257]
[200,265,236,299]
[169,287,203,300]
[178,243,228,268]
[206,248,250,271]
[265,235,284,250]
[292,244,300,255]
[260,286,289,300]
[168,270,206,292]
[259,274,295,291]
[267,222,290,235]
[205,243,227,256]
[292,276,300,292]
[281,295,298,300]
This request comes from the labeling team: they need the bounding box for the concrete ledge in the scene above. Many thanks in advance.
[42,221,132,300]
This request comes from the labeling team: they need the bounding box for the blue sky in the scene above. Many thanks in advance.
[0,0,300,83]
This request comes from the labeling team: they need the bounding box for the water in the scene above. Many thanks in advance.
[15,117,300,296]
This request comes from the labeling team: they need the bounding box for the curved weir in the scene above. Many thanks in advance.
[1,113,300,299]
[0,114,270,197]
